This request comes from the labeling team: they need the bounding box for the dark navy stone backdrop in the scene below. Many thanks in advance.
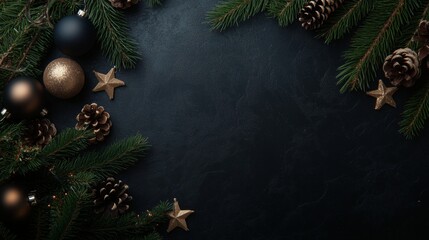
[46,1,429,239]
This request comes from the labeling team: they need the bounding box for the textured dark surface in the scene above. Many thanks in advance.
[47,1,429,239]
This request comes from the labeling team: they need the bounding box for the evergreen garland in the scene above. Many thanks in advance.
[207,0,429,138]
[0,0,170,239]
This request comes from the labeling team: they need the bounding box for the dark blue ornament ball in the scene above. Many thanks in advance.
[54,15,96,56]
[3,77,45,119]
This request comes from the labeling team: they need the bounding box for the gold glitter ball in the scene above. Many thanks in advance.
[43,58,85,99]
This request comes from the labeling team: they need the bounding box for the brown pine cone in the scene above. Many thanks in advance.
[92,177,132,216]
[75,103,112,144]
[23,118,57,148]
[383,48,421,87]
[414,20,429,45]
[298,0,344,30]
[109,0,140,9]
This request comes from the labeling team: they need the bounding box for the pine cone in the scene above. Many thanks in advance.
[383,48,421,87]
[92,177,132,216]
[414,20,429,45]
[298,0,344,30]
[109,0,140,9]
[75,103,112,144]
[23,118,57,148]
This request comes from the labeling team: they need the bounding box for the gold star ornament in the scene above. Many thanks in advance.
[167,198,194,233]
[93,67,125,100]
[366,80,398,110]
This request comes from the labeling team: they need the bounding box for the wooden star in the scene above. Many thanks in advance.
[93,67,125,100]
[167,198,194,233]
[366,80,398,110]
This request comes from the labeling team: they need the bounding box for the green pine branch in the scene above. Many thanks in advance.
[54,135,149,183]
[0,223,16,240]
[0,0,79,84]
[140,232,162,240]
[48,186,91,240]
[207,0,270,31]
[136,201,172,233]
[84,201,171,239]
[397,1,429,139]
[38,129,92,162]
[404,0,429,48]
[87,0,140,69]
[267,0,306,27]
[399,80,429,139]
[337,0,422,92]
[319,0,374,43]
[146,0,163,7]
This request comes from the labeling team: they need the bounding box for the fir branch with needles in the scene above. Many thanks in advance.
[53,135,149,184]
[397,1,429,139]
[267,0,307,27]
[86,0,140,69]
[206,0,270,31]
[337,0,422,92]
[83,202,172,239]
[47,186,91,240]
[146,0,163,7]
[319,0,374,43]
[0,223,16,240]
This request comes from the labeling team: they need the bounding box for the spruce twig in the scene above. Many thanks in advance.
[268,0,307,27]
[206,0,270,31]
[319,0,374,43]
[47,186,91,240]
[337,0,421,92]
[38,129,92,162]
[84,201,171,239]
[146,0,163,7]
[54,135,149,183]
[0,223,16,240]
[86,0,140,69]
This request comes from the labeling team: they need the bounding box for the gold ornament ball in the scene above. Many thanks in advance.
[43,58,85,99]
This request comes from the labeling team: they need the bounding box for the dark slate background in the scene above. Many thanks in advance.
[46,0,429,239]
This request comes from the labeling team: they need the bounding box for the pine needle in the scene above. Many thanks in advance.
[54,135,150,182]
[320,0,374,43]
[206,0,270,31]
[337,0,422,92]
[268,0,307,27]
[47,186,91,240]
[38,129,92,162]
[146,0,163,7]
[86,0,140,69]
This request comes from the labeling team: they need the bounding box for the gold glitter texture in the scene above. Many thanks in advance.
[43,58,85,99]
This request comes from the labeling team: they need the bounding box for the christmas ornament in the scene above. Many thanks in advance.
[54,10,96,56]
[167,198,194,233]
[110,0,141,9]
[43,58,85,99]
[0,184,31,220]
[366,80,398,110]
[2,77,45,119]
[92,177,132,216]
[383,48,421,87]
[75,103,112,144]
[23,118,57,148]
[93,67,125,100]
[298,0,343,30]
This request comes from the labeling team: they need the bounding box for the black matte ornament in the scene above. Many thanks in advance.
[3,77,45,119]
[54,15,96,56]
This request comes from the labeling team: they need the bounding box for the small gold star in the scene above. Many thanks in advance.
[366,80,398,110]
[167,198,194,233]
[93,67,125,100]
